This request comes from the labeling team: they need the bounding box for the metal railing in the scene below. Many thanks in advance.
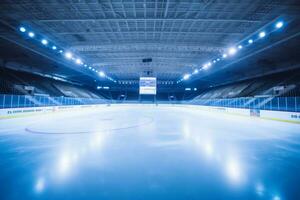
[0,94,107,109]
[0,94,299,113]
[190,96,300,112]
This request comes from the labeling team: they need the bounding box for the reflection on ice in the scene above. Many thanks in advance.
[72,152,79,163]
[36,132,106,188]
[182,121,191,140]
[34,177,45,193]
[57,153,72,176]
[89,134,103,149]
[203,140,214,158]
[273,195,281,200]
[255,182,265,196]
[192,133,245,186]
[225,158,243,183]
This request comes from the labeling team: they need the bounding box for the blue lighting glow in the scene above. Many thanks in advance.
[259,31,266,38]
[19,27,26,32]
[34,177,45,193]
[183,74,190,80]
[228,47,237,55]
[275,21,283,29]
[16,24,115,83]
[65,52,73,59]
[75,58,82,65]
[273,195,281,200]
[28,32,35,38]
[41,39,48,45]
[176,19,287,83]
[203,63,209,70]
[99,71,106,77]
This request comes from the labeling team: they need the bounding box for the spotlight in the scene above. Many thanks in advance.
[259,31,266,38]
[183,74,190,80]
[65,52,73,59]
[213,60,216,63]
[228,47,237,55]
[99,71,106,77]
[207,62,212,66]
[52,46,57,50]
[217,58,220,61]
[203,64,209,70]
[275,21,283,29]
[41,39,48,45]
[193,69,199,74]
[84,64,87,67]
[238,45,243,49]
[19,27,26,32]
[59,50,63,53]
[75,58,82,64]
[248,39,253,44]
[222,54,227,58]
[88,66,92,70]
[28,32,35,37]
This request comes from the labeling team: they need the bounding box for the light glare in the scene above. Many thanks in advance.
[75,58,82,64]
[183,74,190,80]
[259,31,266,38]
[41,39,48,45]
[65,52,73,59]
[273,195,281,200]
[203,64,210,70]
[35,177,45,193]
[28,32,35,37]
[228,47,237,55]
[226,158,242,183]
[19,27,26,32]
[99,71,106,77]
[276,21,283,29]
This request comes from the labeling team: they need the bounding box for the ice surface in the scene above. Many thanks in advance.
[0,104,300,200]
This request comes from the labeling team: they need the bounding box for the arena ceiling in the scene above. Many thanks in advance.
[0,0,300,87]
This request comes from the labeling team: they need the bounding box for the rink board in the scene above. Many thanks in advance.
[0,104,106,119]
[0,103,299,123]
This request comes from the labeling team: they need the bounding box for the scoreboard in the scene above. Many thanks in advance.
[139,77,157,95]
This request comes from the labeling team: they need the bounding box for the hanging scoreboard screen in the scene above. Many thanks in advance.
[139,77,157,95]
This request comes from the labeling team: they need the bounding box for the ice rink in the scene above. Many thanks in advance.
[0,104,300,200]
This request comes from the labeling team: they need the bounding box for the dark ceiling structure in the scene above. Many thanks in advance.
[0,0,300,89]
